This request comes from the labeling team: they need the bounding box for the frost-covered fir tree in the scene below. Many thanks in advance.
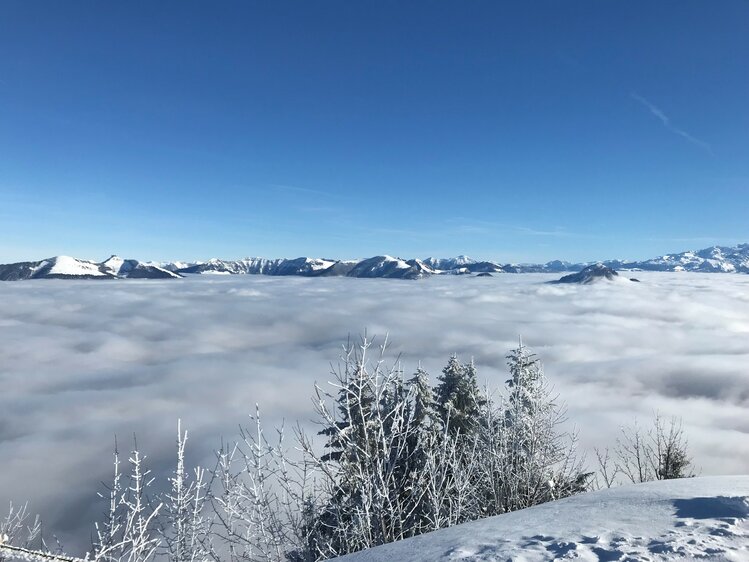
[318,363,376,464]
[310,338,381,557]
[435,356,485,437]
[408,366,441,434]
[498,340,590,512]
[312,340,380,556]
[408,367,441,446]
[400,367,443,534]
[504,341,547,443]
[310,337,422,558]
[431,358,488,525]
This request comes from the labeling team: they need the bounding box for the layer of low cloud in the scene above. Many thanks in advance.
[1,273,748,553]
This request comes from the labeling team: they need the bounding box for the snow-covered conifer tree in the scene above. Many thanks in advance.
[496,340,589,512]
[409,367,439,435]
[400,367,443,535]
[434,356,484,438]
[308,336,429,558]
[427,358,487,526]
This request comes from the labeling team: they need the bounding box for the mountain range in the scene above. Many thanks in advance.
[0,255,180,281]
[1,243,748,281]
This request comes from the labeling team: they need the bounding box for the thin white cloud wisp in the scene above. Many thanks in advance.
[630,92,713,154]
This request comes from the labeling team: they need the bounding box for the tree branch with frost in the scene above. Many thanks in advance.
[92,439,162,562]
[1,503,41,554]
[613,412,693,485]
[0,543,85,562]
[159,421,210,562]
[209,406,318,562]
[593,447,619,489]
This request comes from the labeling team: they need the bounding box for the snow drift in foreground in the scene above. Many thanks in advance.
[335,476,749,562]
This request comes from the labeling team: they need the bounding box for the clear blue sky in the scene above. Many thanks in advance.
[1,1,747,264]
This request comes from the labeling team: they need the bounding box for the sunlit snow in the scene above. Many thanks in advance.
[335,476,749,561]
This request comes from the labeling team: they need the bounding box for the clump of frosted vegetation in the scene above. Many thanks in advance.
[0,337,693,562]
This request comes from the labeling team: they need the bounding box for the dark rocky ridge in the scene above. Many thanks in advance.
[551,264,621,284]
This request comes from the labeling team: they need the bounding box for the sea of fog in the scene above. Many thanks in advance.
[1,272,748,553]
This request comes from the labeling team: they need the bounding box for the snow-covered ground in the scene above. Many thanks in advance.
[336,476,749,562]
[0,272,748,553]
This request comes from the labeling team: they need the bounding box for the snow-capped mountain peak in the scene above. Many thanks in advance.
[48,255,112,278]
[347,256,424,279]
[424,255,476,270]
[101,255,127,275]
[2,243,749,282]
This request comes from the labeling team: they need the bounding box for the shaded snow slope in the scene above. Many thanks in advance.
[346,255,435,279]
[102,255,181,279]
[336,476,749,561]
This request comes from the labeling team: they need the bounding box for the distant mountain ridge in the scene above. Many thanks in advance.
[1,243,748,281]
[0,255,180,281]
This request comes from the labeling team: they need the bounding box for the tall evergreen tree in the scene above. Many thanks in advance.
[313,343,380,556]
[500,340,590,511]
[318,361,375,463]
[312,337,425,556]
[435,356,485,437]
[409,367,440,437]
[401,368,442,534]
[504,341,547,446]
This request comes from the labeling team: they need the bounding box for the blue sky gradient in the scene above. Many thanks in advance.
[1,1,747,263]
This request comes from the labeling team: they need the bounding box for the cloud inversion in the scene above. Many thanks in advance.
[0,273,747,553]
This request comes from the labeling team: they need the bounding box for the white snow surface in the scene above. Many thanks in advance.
[101,255,126,275]
[302,257,337,271]
[424,255,477,270]
[382,255,410,269]
[152,260,200,271]
[336,476,749,562]
[47,255,108,276]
